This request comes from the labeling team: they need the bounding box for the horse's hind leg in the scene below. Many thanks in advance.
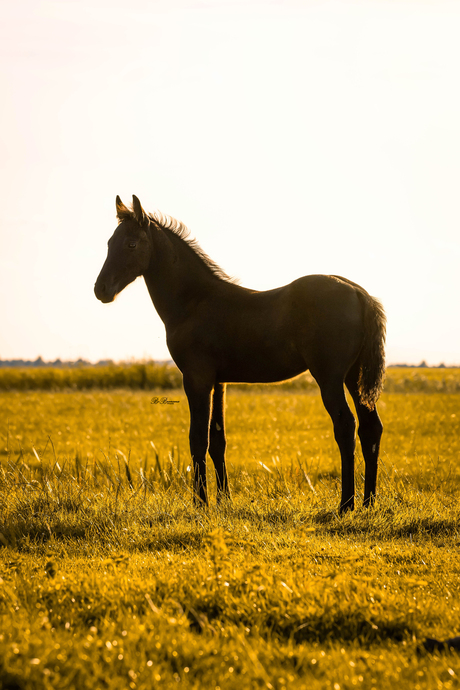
[209,383,230,503]
[312,370,357,512]
[345,363,383,507]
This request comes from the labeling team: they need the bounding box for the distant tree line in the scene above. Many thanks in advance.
[390,361,449,369]
[0,358,455,369]
[0,357,173,368]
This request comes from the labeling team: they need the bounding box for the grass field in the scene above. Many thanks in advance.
[1,368,460,689]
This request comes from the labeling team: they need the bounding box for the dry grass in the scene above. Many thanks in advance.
[0,374,459,689]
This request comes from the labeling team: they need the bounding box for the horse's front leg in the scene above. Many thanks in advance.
[183,376,213,507]
[209,382,230,504]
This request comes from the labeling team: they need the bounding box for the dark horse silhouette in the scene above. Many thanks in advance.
[95,195,386,512]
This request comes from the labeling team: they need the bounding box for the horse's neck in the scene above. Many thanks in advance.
[143,226,217,328]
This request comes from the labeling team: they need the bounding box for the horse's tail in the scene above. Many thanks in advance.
[356,291,386,410]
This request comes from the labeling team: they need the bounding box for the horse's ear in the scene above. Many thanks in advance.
[116,196,130,221]
[132,195,148,227]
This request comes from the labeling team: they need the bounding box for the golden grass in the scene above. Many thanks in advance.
[0,373,459,689]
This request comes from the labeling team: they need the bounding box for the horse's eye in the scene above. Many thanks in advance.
[128,242,137,249]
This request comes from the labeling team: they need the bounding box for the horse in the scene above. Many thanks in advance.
[94,195,386,512]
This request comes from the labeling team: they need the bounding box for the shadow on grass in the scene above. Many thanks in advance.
[2,490,460,553]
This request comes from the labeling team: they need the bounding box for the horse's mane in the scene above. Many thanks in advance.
[118,203,237,285]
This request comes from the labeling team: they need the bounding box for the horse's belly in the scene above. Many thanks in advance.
[217,345,306,384]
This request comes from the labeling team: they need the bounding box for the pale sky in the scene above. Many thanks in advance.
[1,0,459,365]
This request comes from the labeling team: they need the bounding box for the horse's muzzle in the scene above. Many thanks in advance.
[94,280,116,303]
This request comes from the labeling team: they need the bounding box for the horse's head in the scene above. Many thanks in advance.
[94,195,152,303]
